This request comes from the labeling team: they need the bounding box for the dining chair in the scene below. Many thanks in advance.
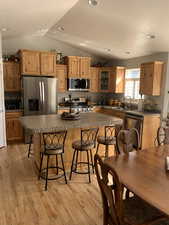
[94,154,167,225]
[116,128,139,198]
[117,128,140,154]
[156,126,169,146]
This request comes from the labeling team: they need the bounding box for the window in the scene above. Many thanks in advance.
[125,68,141,99]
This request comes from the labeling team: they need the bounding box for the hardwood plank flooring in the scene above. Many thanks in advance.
[0,144,102,225]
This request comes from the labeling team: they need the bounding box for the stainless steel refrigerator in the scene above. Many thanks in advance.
[23,76,58,116]
[23,76,58,143]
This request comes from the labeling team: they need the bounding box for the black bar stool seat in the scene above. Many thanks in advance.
[72,140,95,151]
[69,128,99,183]
[38,130,67,191]
[97,136,116,145]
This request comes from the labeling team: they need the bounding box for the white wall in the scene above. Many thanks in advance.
[0,33,6,147]
[115,52,169,118]
[2,35,103,65]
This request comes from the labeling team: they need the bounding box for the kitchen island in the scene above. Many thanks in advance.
[20,112,122,171]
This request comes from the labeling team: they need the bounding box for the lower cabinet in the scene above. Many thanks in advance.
[94,107,160,149]
[6,112,23,142]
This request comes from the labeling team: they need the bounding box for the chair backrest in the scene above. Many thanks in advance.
[94,154,123,225]
[81,128,99,147]
[105,125,116,140]
[43,130,67,153]
[157,126,169,146]
[117,128,140,154]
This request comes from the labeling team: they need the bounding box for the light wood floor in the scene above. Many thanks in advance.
[0,144,102,225]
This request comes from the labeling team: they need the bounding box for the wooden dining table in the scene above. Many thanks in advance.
[104,145,169,216]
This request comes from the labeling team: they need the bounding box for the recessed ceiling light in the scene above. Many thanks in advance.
[57,26,64,32]
[105,48,111,52]
[146,34,156,39]
[79,43,87,46]
[125,51,131,54]
[88,0,98,6]
[1,28,8,32]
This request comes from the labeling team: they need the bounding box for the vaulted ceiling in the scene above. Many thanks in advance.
[1,0,169,59]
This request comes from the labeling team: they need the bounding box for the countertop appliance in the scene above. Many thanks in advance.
[68,78,90,91]
[23,76,57,116]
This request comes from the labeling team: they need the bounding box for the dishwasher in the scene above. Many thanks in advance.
[124,111,144,149]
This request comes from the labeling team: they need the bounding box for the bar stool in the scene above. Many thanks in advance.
[96,125,118,158]
[28,134,33,158]
[38,130,67,191]
[69,128,99,183]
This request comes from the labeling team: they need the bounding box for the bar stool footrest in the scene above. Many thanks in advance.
[40,166,65,181]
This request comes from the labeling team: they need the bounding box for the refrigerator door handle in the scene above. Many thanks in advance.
[39,81,42,109]
[42,81,45,104]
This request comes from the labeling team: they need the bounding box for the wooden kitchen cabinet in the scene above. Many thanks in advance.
[112,66,125,93]
[3,62,21,92]
[99,67,112,92]
[140,61,164,96]
[55,65,67,92]
[20,49,56,76]
[20,50,40,75]
[90,67,99,92]
[6,111,23,142]
[79,57,91,78]
[40,52,56,76]
[67,56,80,78]
[66,56,91,78]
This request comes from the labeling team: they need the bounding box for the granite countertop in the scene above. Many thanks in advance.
[20,112,122,134]
[94,105,161,116]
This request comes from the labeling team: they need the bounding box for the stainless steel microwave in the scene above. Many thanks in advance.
[68,78,90,91]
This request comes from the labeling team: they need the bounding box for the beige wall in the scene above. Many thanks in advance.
[2,35,104,65]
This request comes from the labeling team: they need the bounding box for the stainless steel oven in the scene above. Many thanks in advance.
[124,111,144,148]
[68,78,90,91]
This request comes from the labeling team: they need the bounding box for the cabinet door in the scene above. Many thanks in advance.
[140,63,154,95]
[40,52,56,76]
[6,118,23,141]
[3,62,20,92]
[56,65,67,92]
[67,56,80,77]
[99,69,112,92]
[115,67,125,93]
[20,50,40,75]
[90,67,99,92]
[79,57,91,78]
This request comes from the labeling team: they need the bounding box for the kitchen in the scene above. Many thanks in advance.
[1,0,169,225]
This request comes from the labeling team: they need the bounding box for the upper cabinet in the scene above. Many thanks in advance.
[90,67,99,92]
[112,66,125,93]
[20,50,40,75]
[66,56,91,78]
[99,67,112,92]
[20,49,56,76]
[79,57,91,78]
[40,52,56,76]
[67,56,80,77]
[55,65,67,92]
[140,61,164,96]
[3,62,21,92]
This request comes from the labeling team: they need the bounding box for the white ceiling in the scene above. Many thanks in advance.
[2,0,169,59]
[0,0,78,39]
[47,0,169,59]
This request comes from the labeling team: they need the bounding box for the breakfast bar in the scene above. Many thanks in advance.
[20,112,122,170]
